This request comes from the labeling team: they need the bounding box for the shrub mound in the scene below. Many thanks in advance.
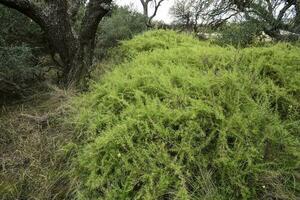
[71,30,300,199]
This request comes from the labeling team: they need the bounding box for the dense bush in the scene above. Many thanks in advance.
[0,45,37,80]
[0,5,43,48]
[216,22,263,48]
[0,5,45,102]
[71,30,300,199]
[0,45,39,100]
[94,6,147,60]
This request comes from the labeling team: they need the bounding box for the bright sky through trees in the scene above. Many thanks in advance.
[116,0,174,23]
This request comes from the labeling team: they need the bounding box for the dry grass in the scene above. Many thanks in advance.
[0,85,76,200]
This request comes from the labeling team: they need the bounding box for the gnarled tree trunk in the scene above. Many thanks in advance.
[0,0,112,87]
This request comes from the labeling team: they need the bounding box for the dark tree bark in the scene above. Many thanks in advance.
[0,0,112,87]
[140,0,165,27]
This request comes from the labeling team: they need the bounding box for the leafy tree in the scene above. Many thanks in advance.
[170,0,213,32]
[0,0,113,87]
[240,0,298,38]
[222,0,300,40]
[171,0,300,40]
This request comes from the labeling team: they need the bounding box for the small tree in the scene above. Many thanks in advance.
[227,0,300,40]
[0,0,113,87]
[139,0,166,27]
[170,0,214,32]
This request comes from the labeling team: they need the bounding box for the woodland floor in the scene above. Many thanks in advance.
[0,86,75,200]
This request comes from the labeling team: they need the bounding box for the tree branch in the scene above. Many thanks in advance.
[0,0,46,30]
[277,1,294,21]
[65,0,113,84]
[68,0,86,22]
[148,0,165,24]
[79,0,112,44]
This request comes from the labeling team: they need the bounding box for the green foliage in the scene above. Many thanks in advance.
[0,5,42,47]
[0,45,40,102]
[0,5,45,101]
[0,45,37,82]
[217,22,263,48]
[120,30,204,57]
[71,30,300,199]
[95,6,147,60]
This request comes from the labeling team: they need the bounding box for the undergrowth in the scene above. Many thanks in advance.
[0,86,76,200]
[1,30,298,200]
[70,30,300,199]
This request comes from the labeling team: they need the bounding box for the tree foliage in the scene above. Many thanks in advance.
[226,0,300,40]
[171,0,300,40]
[170,0,213,31]
[0,5,44,101]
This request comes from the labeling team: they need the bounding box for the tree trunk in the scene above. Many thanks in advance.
[140,0,165,27]
[65,0,111,87]
[264,28,283,41]
[0,0,112,88]
[44,1,78,85]
[65,28,97,88]
[142,3,149,17]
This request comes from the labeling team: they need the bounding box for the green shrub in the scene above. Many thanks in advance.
[0,5,45,102]
[91,30,203,80]
[0,45,41,101]
[94,6,147,60]
[217,22,263,48]
[0,5,43,47]
[0,45,37,81]
[120,30,205,57]
[71,30,300,199]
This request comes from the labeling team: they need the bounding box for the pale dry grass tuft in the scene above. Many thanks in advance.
[0,85,76,200]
